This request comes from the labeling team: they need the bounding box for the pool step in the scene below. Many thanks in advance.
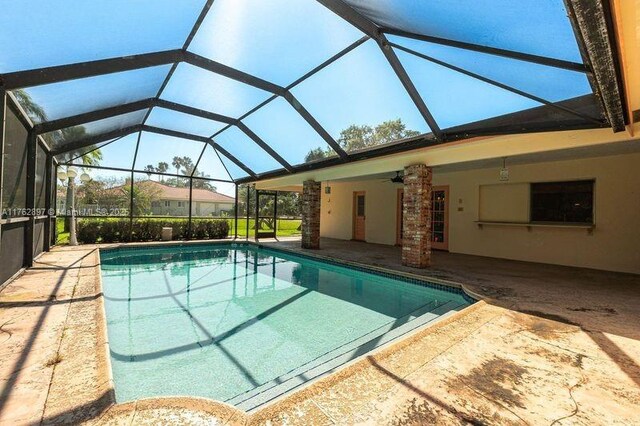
[226,299,466,412]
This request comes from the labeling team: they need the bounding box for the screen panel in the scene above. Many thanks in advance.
[291,40,429,153]
[2,107,29,218]
[132,172,190,217]
[195,144,234,181]
[242,97,337,165]
[394,47,540,129]
[216,150,250,180]
[388,36,593,103]
[66,133,139,170]
[35,143,47,210]
[342,0,583,62]
[214,126,283,174]
[161,63,271,119]
[0,0,205,72]
[134,132,207,176]
[43,110,147,152]
[189,0,362,85]
[146,107,228,138]
[16,65,170,123]
[57,167,131,217]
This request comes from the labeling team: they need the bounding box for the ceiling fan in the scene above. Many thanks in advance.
[381,171,404,184]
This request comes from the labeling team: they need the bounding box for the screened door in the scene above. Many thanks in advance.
[255,190,277,239]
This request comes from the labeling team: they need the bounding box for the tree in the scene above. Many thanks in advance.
[13,90,47,122]
[62,142,102,231]
[304,119,420,162]
[157,162,169,174]
[143,165,155,178]
[235,185,301,218]
[121,180,162,216]
[157,161,169,182]
[305,147,329,162]
[172,156,182,176]
[12,90,103,230]
[181,157,195,175]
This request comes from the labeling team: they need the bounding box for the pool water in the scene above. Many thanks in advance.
[100,244,472,410]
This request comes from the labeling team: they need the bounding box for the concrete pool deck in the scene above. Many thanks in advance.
[0,238,639,424]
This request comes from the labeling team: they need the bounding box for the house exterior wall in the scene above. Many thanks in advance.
[320,152,640,274]
[150,200,233,216]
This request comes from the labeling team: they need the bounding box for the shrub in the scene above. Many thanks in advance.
[76,217,230,244]
[208,220,229,239]
[77,220,100,244]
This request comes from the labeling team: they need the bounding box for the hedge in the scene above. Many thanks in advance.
[76,218,230,244]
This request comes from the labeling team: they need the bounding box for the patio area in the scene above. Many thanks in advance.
[1,0,639,424]
[1,238,638,425]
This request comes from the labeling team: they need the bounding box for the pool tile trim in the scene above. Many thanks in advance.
[99,239,479,304]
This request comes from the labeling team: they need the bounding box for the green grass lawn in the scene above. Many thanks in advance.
[229,218,301,237]
[56,217,69,245]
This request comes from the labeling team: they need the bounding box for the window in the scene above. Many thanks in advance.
[151,201,160,207]
[164,201,170,207]
[530,180,594,224]
[178,201,184,207]
[357,195,365,216]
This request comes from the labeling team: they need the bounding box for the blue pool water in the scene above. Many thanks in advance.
[100,243,473,410]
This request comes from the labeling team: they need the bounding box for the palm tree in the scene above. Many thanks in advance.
[62,147,102,232]
[157,162,169,174]
[13,89,47,122]
[172,156,182,176]
[157,162,169,182]
[143,164,155,179]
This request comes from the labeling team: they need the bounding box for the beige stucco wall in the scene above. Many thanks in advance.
[320,152,640,274]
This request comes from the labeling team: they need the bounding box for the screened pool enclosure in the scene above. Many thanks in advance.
[0,0,626,284]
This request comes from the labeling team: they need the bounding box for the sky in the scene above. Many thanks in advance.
[5,0,591,192]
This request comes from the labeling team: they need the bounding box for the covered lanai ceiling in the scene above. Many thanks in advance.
[0,0,626,184]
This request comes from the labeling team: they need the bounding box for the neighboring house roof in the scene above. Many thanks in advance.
[148,181,234,203]
[99,180,234,203]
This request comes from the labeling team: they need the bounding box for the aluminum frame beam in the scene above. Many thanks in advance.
[1,50,183,90]
[383,28,590,73]
[33,98,154,134]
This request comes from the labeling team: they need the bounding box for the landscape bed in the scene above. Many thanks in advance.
[99,242,475,411]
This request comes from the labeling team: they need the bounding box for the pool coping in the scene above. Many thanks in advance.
[99,239,481,303]
[92,238,483,420]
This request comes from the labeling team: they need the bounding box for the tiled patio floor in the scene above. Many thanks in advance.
[1,238,639,425]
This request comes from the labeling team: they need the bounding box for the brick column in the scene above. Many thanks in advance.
[301,180,321,249]
[402,164,432,268]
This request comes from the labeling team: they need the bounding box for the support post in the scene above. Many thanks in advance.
[129,170,134,242]
[254,189,259,240]
[43,152,53,252]
[274,191,279,237]
[246,185,250,240]
[188,177,193,239]
[24,131,37,267]
[402,164,432,268]
[234,184,239,238]
[301,180,321,249]
[0,88,5,254]
[53,163,58,245]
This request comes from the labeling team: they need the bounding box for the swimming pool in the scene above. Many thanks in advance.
[100,243,474,411]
